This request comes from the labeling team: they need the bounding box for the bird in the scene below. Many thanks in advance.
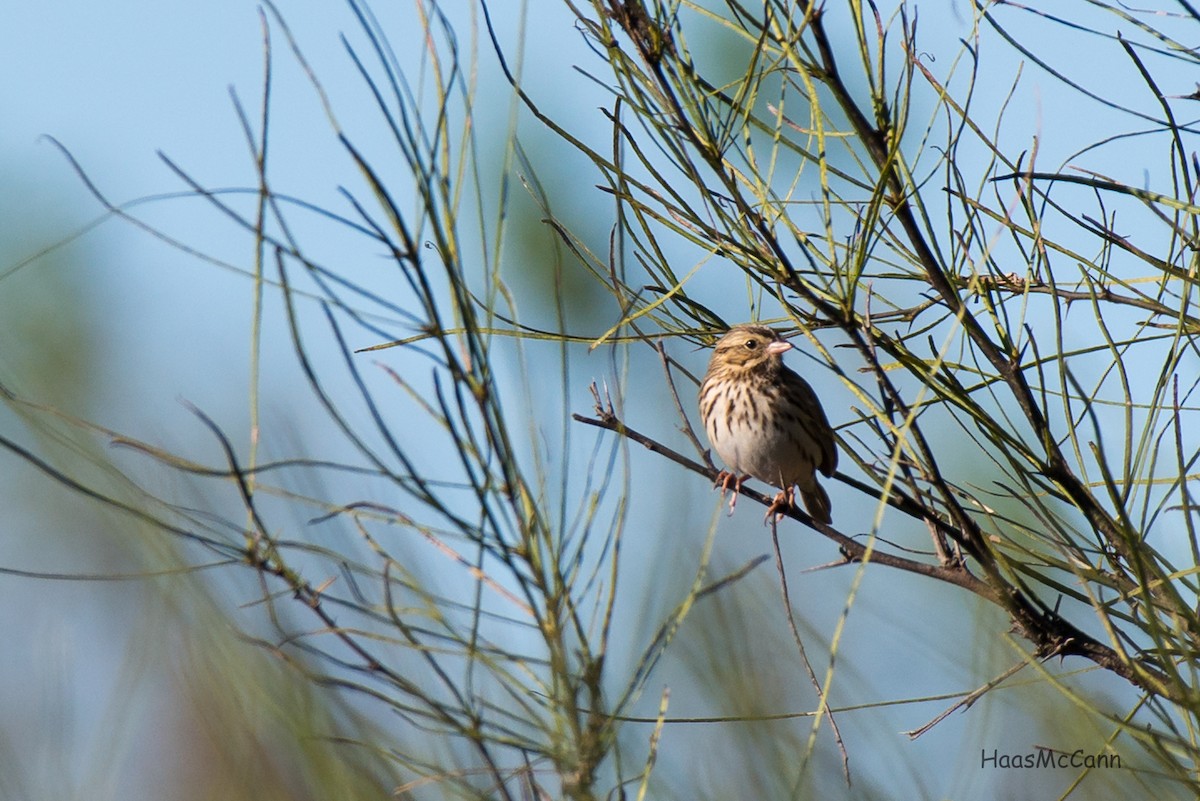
[698,324,837,523]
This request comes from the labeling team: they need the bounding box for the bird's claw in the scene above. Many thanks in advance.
[714,471,748,516]
[764,487,795,524]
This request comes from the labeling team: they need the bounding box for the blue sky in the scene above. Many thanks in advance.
[2,2,1194,798]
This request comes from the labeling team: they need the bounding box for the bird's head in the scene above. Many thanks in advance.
[708,324,793,374]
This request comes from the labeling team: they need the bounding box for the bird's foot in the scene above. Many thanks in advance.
[764,487,796,524]
[714,471,749,515]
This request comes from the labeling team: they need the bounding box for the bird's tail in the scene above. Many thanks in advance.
[801,481,832,524]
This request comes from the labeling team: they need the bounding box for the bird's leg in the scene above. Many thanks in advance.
[714,470,749,515]
[764,486,796,524]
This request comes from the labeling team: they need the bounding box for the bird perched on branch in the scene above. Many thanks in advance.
[698,324,837,523]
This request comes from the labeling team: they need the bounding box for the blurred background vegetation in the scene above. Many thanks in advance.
[4,1,1200,799]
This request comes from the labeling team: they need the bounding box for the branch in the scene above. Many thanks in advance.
[571,399,1177,700]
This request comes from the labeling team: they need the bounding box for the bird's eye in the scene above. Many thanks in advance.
[744,339,758,350]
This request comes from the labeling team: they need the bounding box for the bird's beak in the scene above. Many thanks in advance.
[766,340,793,356]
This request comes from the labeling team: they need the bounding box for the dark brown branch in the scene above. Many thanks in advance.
[572,404,1176,698]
